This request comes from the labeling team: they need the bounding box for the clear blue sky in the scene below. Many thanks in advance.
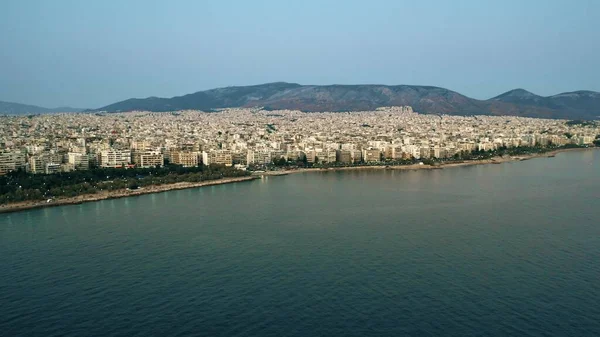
[1,0,598,108]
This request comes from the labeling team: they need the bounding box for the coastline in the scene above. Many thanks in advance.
[0,176,258,214]
[0,147,596,214]
[275,146,597,175]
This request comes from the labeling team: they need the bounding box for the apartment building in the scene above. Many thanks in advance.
[132,151,164,168]
[99,149,131,168]
[67,152,90,171]
[362,148,381,162]
[202,150,233,166]
[336,150,352,164]
[0,151,26,174]
[170,150,199,167]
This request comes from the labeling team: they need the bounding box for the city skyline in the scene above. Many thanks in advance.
[1,106,597,176]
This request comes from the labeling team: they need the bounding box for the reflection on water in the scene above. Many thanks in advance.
[0,149,599,337]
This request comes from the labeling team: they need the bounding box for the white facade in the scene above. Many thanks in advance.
[99,150,131,168]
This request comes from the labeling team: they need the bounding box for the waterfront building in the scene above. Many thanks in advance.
[28,155,47,174]
[132,151,164,168]
[336,150,352,164]
[351,150,363,163]
[322,150,337,163]
[45,163,61,174]
[246,150,271,165]
[67,152,90,171]
[202,150,233,166]
[0,151,26,174]
[170,150,199,167]
[285,150,303,162]
[305,150,316,164]
[99,149,131,168]
[362,148,381,163]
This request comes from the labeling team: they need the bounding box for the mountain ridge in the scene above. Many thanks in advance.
[3,83,599,119]
[0,101,84,115]
[95,83,600,119]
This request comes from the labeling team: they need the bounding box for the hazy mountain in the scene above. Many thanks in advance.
[549,91,600,112]
[252,84,489,114]
[98,83,492,115]
[99,82,302,113]
[491,88,545,103]
[95,83,600,119]
[0,101,83,115]
[490,89,600,119]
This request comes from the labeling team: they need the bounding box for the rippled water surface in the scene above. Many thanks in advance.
[1,150,600,337]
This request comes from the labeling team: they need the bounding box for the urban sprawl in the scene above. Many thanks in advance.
[0,106,598,175]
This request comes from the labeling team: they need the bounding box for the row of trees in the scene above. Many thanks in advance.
[0,164,250,204]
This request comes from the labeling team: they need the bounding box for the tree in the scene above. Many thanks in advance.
[273,157,287,166]
[0,162,251,205]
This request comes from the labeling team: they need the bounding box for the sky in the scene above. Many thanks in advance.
[0,0,599,108]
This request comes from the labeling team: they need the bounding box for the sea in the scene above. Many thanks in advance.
[1,149,599,337]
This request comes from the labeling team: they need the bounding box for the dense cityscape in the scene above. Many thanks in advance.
[1,106,598,176]
[1,106,599,207]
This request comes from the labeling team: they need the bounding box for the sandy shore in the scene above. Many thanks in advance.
[0,176,258,214]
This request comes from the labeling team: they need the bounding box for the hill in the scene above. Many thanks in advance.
[0,101,83,115]
[96,83,600,119]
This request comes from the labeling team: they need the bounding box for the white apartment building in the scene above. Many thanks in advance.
[99,149,131,168]
[132,151,164,168]
[246,150,271,165]
[202,150,233,166]
[0,151,26,174]
[67,152,90,170]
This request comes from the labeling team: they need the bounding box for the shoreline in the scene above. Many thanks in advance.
[1,147,596,214]
[273,146,597,175]
[0,176,258,214]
